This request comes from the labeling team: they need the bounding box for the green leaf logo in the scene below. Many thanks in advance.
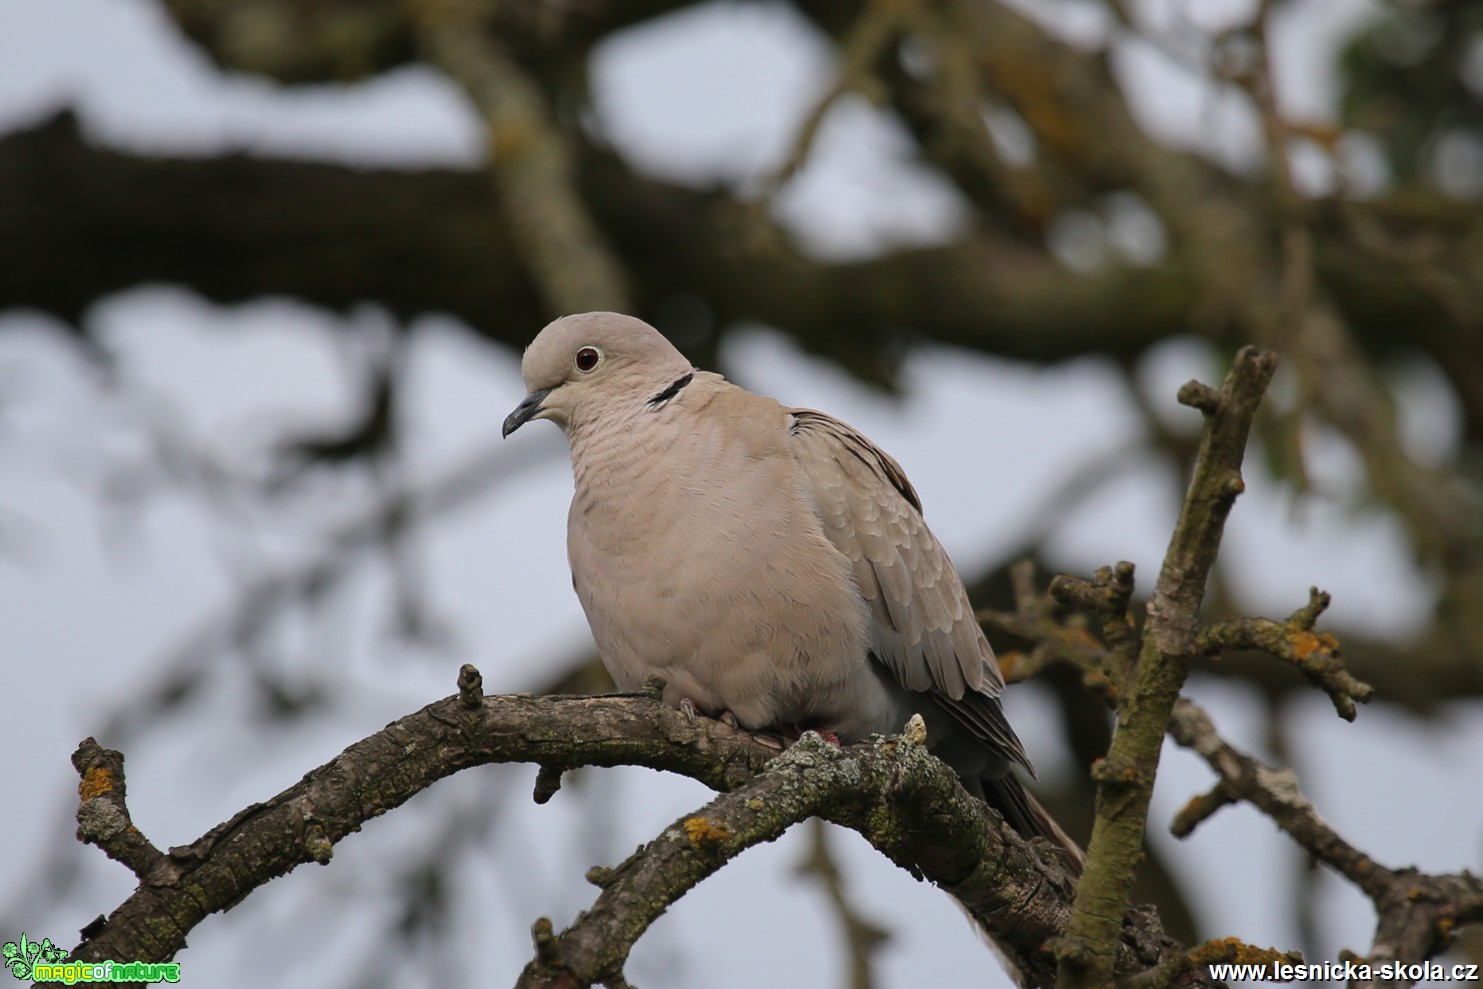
[2,932,36,980]
[2,933,65,980]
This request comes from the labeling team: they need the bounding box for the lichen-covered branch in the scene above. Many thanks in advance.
[1198,588,1374,721]
[1123,937,1303,989]
[1167,698,1483,986]
[984,553,1482,985]
[1168,699,1384,893]
[70,741,170,886]
[514,715,1202,989]
[512,734,855,989]
[64,673,1210,986]
[64,684,768,970]
[1056,347,1278,989]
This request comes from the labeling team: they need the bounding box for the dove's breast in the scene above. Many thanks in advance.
[564,379,897,737]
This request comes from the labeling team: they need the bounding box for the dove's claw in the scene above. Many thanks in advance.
[679,697,699,725]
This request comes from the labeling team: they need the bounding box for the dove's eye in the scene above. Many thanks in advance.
[575,346,602,373]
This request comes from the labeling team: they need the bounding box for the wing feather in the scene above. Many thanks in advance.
[787,409,1031,773]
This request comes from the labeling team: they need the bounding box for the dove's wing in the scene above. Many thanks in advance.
[787,408,1032,775]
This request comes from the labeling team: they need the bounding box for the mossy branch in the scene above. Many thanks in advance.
[1055,347,1278,989]
[64,674,1210,988]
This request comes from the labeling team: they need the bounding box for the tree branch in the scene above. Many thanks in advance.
[1167,699,1384,894]
[63,672,1210,987]
[70,740,170,886]
[1167,698,1483,985]
[986,559,1480,987]
[1056,347,1278,989]
[0,112,1187,381]
[513,733,861,989]
[411,2,630,314]
[1198,588,1374,721]
[157,0,700,84]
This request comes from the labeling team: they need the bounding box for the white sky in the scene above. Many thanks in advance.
[2,1,1480,987]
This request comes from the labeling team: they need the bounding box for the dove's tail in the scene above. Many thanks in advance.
[983,774,1084,877]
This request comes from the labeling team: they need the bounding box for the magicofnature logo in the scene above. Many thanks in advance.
[3,933,180,984]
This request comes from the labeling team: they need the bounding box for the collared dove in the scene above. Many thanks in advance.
[504,312,1080,872]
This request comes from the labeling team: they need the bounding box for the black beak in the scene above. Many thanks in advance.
[502,387,553,438]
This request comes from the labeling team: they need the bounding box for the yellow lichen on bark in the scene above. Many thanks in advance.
[1288,629,1339,660]
[682,817,732,852]
[1188,936,1291,967]
[78,766,114,801]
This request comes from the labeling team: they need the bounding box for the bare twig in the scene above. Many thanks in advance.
[1198,588,1374,720]
[1167,780,1239,840]
[979,560,1119,698]
[513,735,851,989]
[1168,698,1384,893]
[70,740,170,885]
[1167,698,1483,985]
[1049,561,1140,691]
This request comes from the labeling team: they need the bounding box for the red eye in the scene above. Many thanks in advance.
[575,347,600,372]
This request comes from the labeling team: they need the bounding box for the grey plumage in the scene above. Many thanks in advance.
[504,311,1080,872]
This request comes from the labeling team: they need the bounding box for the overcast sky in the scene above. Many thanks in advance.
[2,1,1480,987]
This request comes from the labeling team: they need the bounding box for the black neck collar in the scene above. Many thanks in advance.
[647,371,694,407]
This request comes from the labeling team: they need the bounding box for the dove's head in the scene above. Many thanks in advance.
[502,312,695,437]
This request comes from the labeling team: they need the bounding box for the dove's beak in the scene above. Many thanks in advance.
[502,387,553,438]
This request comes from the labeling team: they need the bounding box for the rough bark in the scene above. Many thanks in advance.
[64,687,1206,989]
